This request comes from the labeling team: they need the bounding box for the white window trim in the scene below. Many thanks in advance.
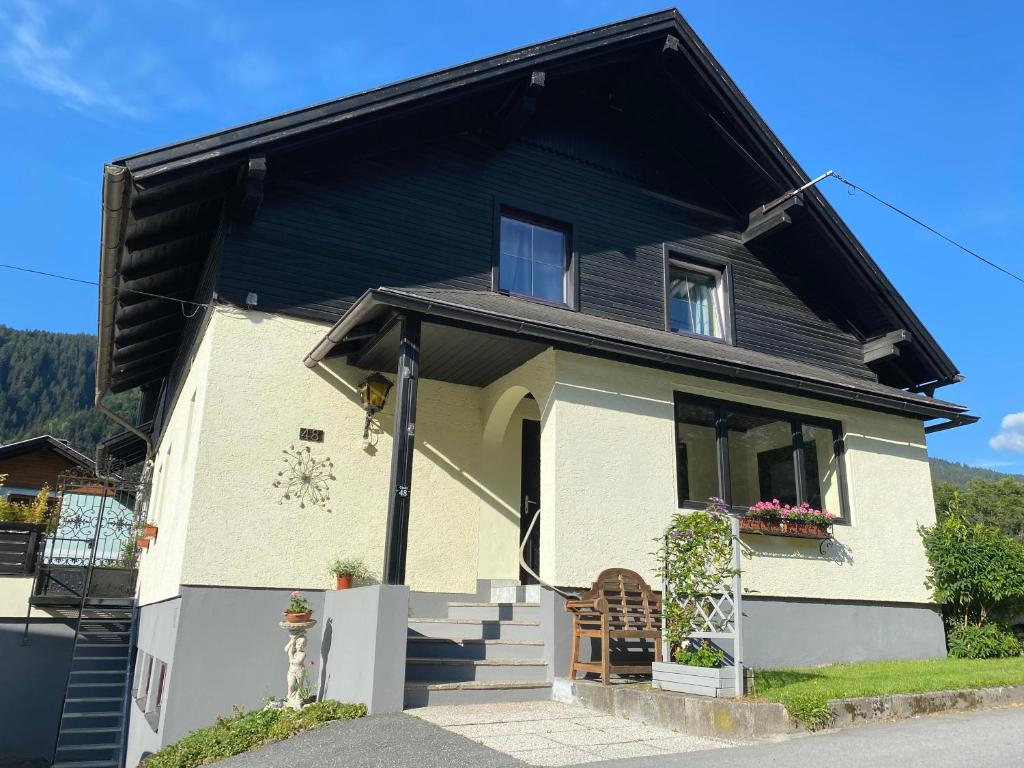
[667,258,728,341]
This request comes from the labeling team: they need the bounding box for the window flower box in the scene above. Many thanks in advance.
[652,661,739,697]
[741,500,834,540]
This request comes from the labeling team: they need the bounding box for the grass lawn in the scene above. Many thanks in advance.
[755,656,1024,729]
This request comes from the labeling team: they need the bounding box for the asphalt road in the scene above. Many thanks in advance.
[595,706,1024,768]
[214,705,1024,768]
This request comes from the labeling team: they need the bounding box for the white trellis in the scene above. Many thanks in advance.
[662,512,744,695]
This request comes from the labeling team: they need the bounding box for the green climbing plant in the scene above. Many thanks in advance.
[656,498,737,653]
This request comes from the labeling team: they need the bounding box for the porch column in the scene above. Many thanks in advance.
[383,314,421,585]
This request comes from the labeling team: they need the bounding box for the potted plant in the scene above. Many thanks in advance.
[741,500,785,535]
[329,557,370,590]
[143,523,159,540]
[284,591,313,623]
[136,537,150,551]
[653,498,742,698]
[781,503,835,537]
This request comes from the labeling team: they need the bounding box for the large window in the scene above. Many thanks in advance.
[674,393,848,520]
[498,211,570,306]
[667,259,728,340]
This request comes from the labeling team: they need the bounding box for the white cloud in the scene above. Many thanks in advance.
[0,0,146,119]
[989,412,1024,453]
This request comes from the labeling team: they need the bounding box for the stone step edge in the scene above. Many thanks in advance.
[405,680,552,691]
[406,658,546,666]
[408,618,539,626]
[446,602,540,608]
[407,637,543,645]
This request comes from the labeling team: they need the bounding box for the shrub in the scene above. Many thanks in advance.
[947,623,1022,660]
[329,557,372,581]
[142,700,365,768]
[673,640,725,668]
[919,508,1024,627]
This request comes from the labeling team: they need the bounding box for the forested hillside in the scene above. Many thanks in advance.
[930,457,1024,486]
[0,325,138,455]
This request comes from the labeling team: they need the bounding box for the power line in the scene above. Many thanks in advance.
[0,262,212,309]
[826,172,1024,286]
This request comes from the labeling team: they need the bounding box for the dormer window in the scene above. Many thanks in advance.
[498,211,572,306]
[667,259,729,341]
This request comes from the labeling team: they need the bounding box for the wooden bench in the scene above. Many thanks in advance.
[565,568,662,684]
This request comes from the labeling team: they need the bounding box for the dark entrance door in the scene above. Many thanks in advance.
[519,419,541,584]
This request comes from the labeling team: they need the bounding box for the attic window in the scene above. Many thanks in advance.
[667,260,728,341]
[497,211,572,306]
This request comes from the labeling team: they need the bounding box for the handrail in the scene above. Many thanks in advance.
[517,506,579,601]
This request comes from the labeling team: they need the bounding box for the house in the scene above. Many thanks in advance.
[0,434,93,507]
[89,9,974,765]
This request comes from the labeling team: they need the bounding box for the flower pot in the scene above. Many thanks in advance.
[335,574,352,590]
[143,524,158,540]
[740,517,782,535]
[653,661,741,697]
[783,521,829,538]
[137,537,150,550]
[283,610,313,623]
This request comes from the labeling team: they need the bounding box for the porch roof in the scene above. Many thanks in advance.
[305,287,974,429]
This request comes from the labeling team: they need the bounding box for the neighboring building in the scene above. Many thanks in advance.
[89,10,974,764]
[0,434,93,506]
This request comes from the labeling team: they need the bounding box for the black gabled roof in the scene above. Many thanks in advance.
[305,287,971,426]
[99,7,962,398]
[0,435,95,471]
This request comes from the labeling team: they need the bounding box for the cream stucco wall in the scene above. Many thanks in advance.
[137,308,938,606]
[547,351,937,603]
[142,308,503,596]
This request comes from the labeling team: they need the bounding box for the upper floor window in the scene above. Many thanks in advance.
[667,260,727,340]
[498,212,570,306]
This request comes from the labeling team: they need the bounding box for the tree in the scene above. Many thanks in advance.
[919,505,1024,627]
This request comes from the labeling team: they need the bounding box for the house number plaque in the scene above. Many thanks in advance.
[299,428,324,443]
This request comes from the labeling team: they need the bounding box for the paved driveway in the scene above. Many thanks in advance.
[211,701,1024,768]
[410,701,737,766]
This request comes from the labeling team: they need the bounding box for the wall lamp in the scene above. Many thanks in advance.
[358,372,393,439]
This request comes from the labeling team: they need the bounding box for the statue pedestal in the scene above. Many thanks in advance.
[279,619,317,709]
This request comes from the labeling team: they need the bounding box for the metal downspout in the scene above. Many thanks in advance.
[95,163,153,461]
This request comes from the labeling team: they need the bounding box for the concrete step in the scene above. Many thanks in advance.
[52,761,120,768]
[405,658,547,683]
[406,637,543,661]
[55,743,120,759]
[446,602,541,622]
[58,726,123,746]
[404,680,551,708]
[408,618,541,641]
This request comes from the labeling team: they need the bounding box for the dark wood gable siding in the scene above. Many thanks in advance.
[217,134,874,381]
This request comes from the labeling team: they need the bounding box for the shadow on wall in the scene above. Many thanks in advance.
[0,619,76,762]
[740,535,855,566]
[318,617,333,697]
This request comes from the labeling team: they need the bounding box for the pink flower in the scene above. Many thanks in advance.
[291,591,300,598]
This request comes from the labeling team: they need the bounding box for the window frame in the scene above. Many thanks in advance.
[492,202,577,310]
[663,248,734,345]
[673,391,850,524]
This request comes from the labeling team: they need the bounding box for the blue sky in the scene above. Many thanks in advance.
[0,1,1021,469]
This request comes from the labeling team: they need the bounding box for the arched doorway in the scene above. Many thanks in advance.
[480,386,543,584]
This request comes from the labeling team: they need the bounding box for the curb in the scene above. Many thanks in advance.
[557,679,1024,740]
[828,685,1024,728]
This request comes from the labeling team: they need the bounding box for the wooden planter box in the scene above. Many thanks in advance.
[652,661,739,697]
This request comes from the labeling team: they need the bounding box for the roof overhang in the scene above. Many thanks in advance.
[305,288,974,429]
[96,8,963,399]
[0,435,95,471]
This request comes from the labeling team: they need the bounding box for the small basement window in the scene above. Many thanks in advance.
[498,211,571,306]
[667,260,728,340]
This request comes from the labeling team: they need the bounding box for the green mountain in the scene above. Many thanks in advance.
[930,457,1024,487]
[0,325,138,456]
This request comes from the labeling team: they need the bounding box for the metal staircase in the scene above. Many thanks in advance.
[52,598,136,768]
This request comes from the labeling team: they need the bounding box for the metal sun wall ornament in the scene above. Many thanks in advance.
[273,445,335,511]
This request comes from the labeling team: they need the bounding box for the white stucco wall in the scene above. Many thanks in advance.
[138,308,938,606]
[136,322,215,604]
[156,308,495,595]
[547,352,937,603]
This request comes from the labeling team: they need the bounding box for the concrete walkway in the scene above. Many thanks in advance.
[409,701,738,766]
